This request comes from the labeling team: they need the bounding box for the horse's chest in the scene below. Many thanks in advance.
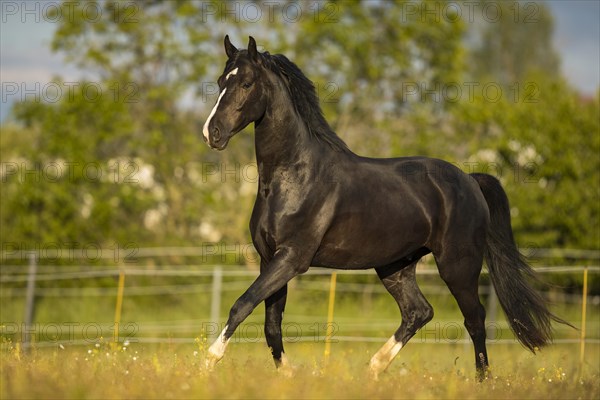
[249,196,280,257]
[250,189,324,255]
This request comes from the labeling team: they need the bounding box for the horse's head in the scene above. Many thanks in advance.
[202,36,268,150]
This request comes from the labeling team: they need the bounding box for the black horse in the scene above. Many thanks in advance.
[202,36,567,379]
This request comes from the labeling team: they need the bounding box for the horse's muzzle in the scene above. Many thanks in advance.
[206,127,230,151]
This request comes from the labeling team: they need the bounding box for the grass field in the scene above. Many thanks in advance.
[2,264,598,398]
[1,340,598,399]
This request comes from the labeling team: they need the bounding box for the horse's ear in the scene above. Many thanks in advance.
[248,36,258,62]
[224,35,238,59]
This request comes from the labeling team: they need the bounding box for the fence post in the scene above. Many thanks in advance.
[579,266,588,375]
[113,269,125,344]
[23,252,38,349]
[324,272,337,361]
[210,266,223,338]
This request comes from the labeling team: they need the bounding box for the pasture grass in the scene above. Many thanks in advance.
[2,269,596,398]
[2,340,598,399]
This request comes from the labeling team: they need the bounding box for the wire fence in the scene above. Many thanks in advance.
[1,247,598,350]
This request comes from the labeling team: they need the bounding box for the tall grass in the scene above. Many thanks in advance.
[2,267,596,398]
[1,341,598,399]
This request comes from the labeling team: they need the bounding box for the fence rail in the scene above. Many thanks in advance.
[1,248,598,351]
[2,265,598,282]
[2,246,600,260]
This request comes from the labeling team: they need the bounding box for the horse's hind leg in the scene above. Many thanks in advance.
[436,251,489,380]
[370,262,434,376]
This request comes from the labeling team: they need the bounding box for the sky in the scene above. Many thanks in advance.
[546,0,600,96]
[1,1,599,122]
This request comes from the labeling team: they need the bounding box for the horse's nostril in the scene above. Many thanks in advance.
[213,127,221,141]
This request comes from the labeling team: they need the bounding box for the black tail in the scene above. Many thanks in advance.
[471,173,571,352]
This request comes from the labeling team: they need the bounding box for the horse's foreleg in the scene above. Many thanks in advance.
[264,284,289,368]
[205,248,307,370]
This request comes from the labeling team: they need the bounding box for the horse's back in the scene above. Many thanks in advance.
[311,154,489,268]
[339,155,484,210]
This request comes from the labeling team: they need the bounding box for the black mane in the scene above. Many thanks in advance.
[264,53,350,153]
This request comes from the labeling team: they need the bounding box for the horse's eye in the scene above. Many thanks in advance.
[242,82,252,89]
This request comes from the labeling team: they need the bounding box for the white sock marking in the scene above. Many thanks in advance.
[279,352,294,377]
[208,325,230,361]
[369,335,403,375]
[280,352,290,367]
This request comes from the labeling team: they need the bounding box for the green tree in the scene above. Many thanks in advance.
[2,0,597,259]
[451,75,599,249]
[2,81,156,248]
[468,1,560,85]
[293,0,466,154]
[2,1,256,251]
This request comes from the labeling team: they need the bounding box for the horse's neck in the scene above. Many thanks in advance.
[254,92,318,168]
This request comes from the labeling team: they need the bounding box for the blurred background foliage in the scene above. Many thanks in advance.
[1,0,599,257]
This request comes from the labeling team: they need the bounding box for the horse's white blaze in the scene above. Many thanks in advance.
[369,335,403,375]
[207,325,230,361]
[226,67,239,80]
[202,68,240,142]
[202,88,227,142]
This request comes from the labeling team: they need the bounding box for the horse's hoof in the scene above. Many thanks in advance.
[278,364,295,378]
[368,364,382,381]
[275,353,295,378]
[204,353,221,371]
